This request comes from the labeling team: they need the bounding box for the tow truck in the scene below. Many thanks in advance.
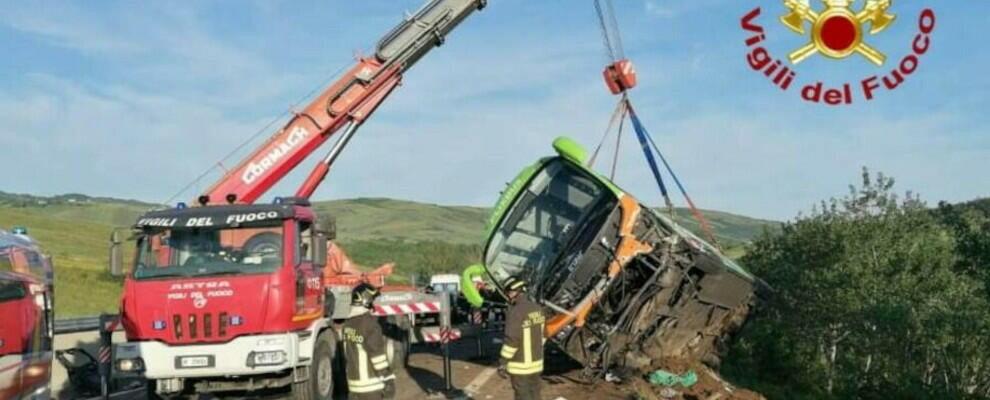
[0,228,55,400]
[100,1,486,398]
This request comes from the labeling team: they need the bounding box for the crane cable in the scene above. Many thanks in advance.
[587,94,629,182]
[587,97,627,168]
[610,102,627,180]
[594,0,625,62]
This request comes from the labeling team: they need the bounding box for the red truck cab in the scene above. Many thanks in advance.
[0,229,54,400]
[113,199,335,398]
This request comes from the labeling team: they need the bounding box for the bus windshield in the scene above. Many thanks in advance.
[133,225,285,280]
[484,160,612,286]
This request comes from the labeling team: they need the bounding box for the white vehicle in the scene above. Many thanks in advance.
[428,274,461,294]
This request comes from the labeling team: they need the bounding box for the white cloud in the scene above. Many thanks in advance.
[0,4,142,54]
[0,74,271,202]
[645,1,676,18]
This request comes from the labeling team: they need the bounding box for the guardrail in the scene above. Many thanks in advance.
[55,315,101,335]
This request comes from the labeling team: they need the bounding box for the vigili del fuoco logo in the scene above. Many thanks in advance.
[741,1,935,106]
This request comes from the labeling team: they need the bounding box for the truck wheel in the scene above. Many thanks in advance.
[145,381,160,400]
[294,332,334,400]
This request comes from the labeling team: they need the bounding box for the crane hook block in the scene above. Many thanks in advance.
[603,59,637,95]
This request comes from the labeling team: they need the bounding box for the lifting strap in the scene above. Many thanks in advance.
[626,100,673,214]
[627,102,721,249]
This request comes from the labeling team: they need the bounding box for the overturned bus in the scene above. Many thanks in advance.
[463,137,769,376]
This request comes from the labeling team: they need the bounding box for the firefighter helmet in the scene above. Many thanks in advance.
[351,282,379,308]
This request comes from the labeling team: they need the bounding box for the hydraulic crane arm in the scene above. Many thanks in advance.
[202,0,486,205]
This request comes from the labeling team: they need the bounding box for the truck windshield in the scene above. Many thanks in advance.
[0,246,50,280]
[485,160,611,286]
[133,225,285,280]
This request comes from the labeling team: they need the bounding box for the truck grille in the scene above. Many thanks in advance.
[172,313,227,340]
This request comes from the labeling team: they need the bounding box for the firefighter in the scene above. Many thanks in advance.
[498,276,545,400]
[342,283,396,400]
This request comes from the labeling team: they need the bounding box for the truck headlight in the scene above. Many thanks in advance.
[116,357,145,372]
[248,350,287,366]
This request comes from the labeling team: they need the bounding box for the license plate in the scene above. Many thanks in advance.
[176,355,212,369]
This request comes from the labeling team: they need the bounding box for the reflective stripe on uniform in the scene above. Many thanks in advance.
[347,341,388,393]
[348,373,394,393]
[371,354,389,371]
[523,326,531,364]
[348,379,385,393]
[500,344,517,359]
[507,360,544,375]
[358,346,369,381]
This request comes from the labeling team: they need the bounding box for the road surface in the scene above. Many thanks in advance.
[51,331,633,400]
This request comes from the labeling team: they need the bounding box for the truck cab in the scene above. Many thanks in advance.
[113,199,334,398]
[0,229,54,400]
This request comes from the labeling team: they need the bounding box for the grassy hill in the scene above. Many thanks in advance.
[312,198,489,244]
[0,206,127,317]
[0,191,778,246]
[0,193,777,316]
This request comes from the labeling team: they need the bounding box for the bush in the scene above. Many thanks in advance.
[724,169,990,399]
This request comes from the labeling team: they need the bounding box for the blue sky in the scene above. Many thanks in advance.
[0,1,986,220]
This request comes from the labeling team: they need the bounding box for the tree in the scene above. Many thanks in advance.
[725,168,990,399]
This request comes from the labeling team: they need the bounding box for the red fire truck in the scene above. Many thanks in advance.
[105,0,484,398]
[0,228,55,400]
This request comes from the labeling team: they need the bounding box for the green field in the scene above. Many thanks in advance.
[0,193,776,316]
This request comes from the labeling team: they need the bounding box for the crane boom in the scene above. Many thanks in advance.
[202,0,485,205]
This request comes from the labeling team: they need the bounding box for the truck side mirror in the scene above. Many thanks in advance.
[109,229,124,278]
[313,232,328,268]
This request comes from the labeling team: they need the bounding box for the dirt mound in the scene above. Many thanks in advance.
[629,358,764,400]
